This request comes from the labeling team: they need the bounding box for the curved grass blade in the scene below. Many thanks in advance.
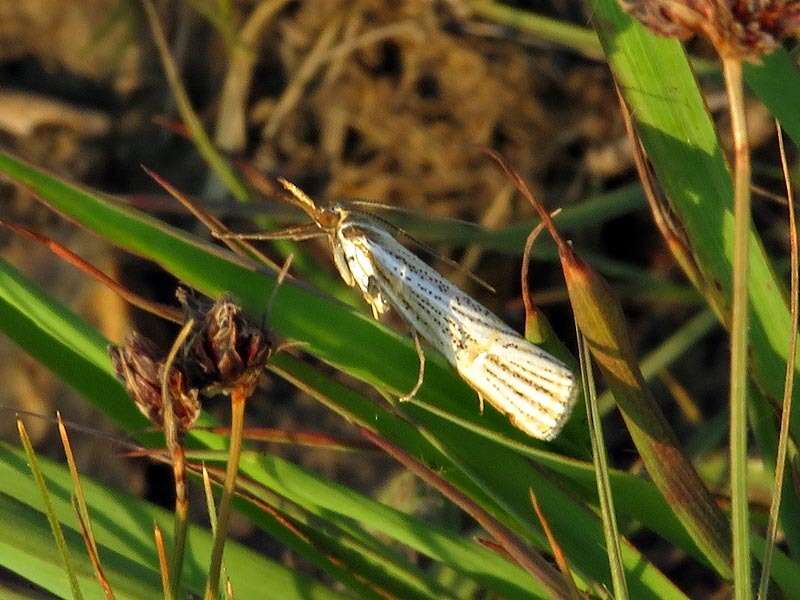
[17,419,84,600]
[57,415,115,600]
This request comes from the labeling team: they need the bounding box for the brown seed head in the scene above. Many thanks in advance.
[109,332,201,432]
[622,0,800,59]
[178,290,270,396]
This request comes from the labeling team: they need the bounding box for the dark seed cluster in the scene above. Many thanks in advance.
[109,290,270,433]
[109,332,201,433]
[622,0,800,59]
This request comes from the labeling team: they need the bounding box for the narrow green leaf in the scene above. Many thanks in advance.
[0,492,161,600]
[578,334,628,599]
[17,421,84,600]
[0,443,350,600]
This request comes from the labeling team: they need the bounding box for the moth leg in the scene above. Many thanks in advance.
[366,276,386,320]
[399,331,425,402]
[370,302,382,320]
[217,224,323,241]
[478,393,485,414]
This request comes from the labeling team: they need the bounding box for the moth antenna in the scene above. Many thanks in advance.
[277,177,321,216]
[346,200,489,233]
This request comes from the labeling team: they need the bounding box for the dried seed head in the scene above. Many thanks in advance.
[109,332,201,432]
[178,290,270,396]
[622,0,800,59]
[623,0,711,40]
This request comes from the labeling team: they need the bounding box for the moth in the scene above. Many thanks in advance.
[228,179,578,440]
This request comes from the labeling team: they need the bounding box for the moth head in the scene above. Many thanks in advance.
[316,204,346,230]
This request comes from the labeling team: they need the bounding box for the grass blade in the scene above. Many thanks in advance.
[577,332,628,600]
[17,418,84,600]
[153,522,173,600]
[757,124,799,598]
[57,415,116,600]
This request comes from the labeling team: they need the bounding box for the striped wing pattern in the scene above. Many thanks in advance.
[336,218,578,440]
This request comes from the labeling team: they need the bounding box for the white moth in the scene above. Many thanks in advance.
[240,179,579,440]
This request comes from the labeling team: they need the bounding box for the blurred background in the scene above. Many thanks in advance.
[0,1,791,596]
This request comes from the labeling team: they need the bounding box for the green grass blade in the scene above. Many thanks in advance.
[389,183,644,251]
[0,492,162,600]
[141,0,247,203]
[17,421,84,600]
[467,1,602,59]
[743,50,800,145]
[578,334,628,599]
[0,442,350,600]
[588,0,798,447]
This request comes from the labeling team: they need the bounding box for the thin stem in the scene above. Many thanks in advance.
[723,56,752,599]
[57,414,115,600]
[162,319,196,598]
[170,445,189,598]
[17,418,85,600]
[577,331,628,600]
[757,124,798,599]
[467,0,603,60]
[142,0,250,202]
[204,387,247,600]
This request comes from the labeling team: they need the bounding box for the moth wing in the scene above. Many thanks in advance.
[458,337,578,441]
[337,231,392,317]
[331,239,355,287]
